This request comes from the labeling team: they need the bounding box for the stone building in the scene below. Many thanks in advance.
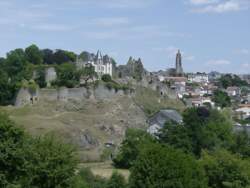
[45,67,57,87]
[76,50,113,78]
[176,50,183,76]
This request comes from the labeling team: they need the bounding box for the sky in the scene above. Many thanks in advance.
[0,0,249,74]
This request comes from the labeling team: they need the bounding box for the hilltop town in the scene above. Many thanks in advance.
[1,45,250,187]
[1,45,250,155]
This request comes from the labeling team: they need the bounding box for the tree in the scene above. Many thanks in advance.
[231,129,250,158]
[53,50,76,64]
[79,65,97,85]
[159,107,233,157]
[113,129,155,169]
[41,49,54,64]
[54,63,80,88]
[218,74,248,89]
[25,44,43,64]
[129,143,208,188]
[200,149,250,188]
[0,69,15,105]
[0,113,78,187]
[106,172,127,188]
[5,48,32,81]
[102,74,112,82]
[212,89,231,108]
[34,66,47,88]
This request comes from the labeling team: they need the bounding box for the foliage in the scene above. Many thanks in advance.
[159,107,233,157]
[75,168,107,188]
[231,129,250,158]
[41,49,54,64]
[0,113,77,187]
[129,143,208,188]
[104,81,131,92]
[212,89,231,108]
[113,128,155,169]
[218,74,249,89]
[53,49,76,64]
[200,149,250,188]
[34,65,47,88]
[25,44,43,65]
[0,69,15,105]
[101,74,112,82]
[106,172,127,188]
[54,63,80,88]
[79,65,97,85]
[4,48,33,81]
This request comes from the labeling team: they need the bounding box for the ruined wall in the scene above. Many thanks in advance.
[15,84,129,106]
[15,88,39,107]
[39,89,58,101]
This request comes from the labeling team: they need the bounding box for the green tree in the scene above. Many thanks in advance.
[53,50,76,64]
[231,129,250,158]
[79,65,97,85]
[34,66,47,88]
[113,129,155,169]
[4,48,32,81]
[0,113,78,187]
[0,69,15,105]
[129,143,208,188]
[212,89,231,108]
[159,107,233,157]
[54,63,80,88]
[106,172,127,188]
[101,74,112,82]
[41,49,54,64]
[200,149,250,188]
[25,44,43,64]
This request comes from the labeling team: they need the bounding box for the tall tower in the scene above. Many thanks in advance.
[176,50,183,76]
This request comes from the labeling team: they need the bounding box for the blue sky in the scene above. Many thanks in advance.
[0,0,249,73]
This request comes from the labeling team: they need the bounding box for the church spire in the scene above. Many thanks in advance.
[176,50,183,76]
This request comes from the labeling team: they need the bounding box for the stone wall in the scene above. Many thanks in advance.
[15,85,129,106]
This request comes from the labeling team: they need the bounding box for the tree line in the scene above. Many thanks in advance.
[113,107,250,188]
[0,45,98,105]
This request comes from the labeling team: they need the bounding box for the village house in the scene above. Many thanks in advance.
[226,86,241,97]
[188,72,209,84]
[235,104,250,120]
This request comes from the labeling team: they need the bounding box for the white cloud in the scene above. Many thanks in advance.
[242,63,250,67]
[206,59,231,65]
[189,0,250,13]
[235,48,250,55]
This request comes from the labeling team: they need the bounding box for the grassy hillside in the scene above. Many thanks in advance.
[1,96,147,162]
[133,86,185,117]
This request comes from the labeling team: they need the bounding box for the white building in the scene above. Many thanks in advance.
[76,51,113,78]
[188,73,209,84]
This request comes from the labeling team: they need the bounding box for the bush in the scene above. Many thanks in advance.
[102,74,112,82]
[129,143,208,188]
[0,113,77,187]
[106,172,127,188]
[113,129,155,169]
[200,149,250,188]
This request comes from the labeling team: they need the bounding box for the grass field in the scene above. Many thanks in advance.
[79,162,130,180]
